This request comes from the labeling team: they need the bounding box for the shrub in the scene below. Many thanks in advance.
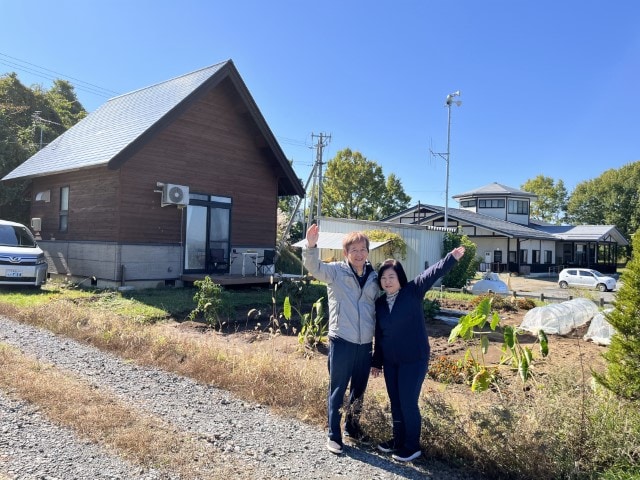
[595,228,640,400]
[364,229,407,260]
[188,277,233,329]
[470,293,516,312]
[442,233,479,288]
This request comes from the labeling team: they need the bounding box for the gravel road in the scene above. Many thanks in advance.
[0,315,483,480]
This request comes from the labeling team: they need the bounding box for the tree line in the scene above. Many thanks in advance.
[522,172,640,245]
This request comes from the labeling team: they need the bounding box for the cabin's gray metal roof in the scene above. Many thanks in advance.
[2,61,305,196]
[3,62,227,180]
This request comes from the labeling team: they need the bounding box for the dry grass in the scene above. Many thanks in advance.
[1,297,329,425]
[1,289,640,479]
[0,343,247,479]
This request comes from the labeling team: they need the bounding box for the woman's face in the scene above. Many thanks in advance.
[380,268,401,295]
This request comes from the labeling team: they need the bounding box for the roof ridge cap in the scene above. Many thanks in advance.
[107,60,230,102]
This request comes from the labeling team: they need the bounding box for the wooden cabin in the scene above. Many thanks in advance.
[2,60,304,288]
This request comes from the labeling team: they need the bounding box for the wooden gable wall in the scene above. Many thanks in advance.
[117,77,279,246]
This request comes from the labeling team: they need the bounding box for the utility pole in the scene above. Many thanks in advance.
[312,132,331,222]
[32,111,44,150]
[31,111,62,150]
[306,132,331,228]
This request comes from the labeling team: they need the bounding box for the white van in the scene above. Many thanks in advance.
[0,219,48,287]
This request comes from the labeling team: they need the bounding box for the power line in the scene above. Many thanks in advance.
[0,52,119,99]
[277,135,311,148]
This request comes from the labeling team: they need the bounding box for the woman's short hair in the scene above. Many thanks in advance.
[342,231,370,252]
[377,259,408,289]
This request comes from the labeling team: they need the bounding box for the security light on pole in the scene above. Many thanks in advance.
[444,91,461,228]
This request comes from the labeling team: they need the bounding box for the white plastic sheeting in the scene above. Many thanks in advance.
[519,298,600,335]
[584,309,616,345]
[471,272,510,294]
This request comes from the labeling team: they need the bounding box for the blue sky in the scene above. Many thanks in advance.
[2,0,639,208]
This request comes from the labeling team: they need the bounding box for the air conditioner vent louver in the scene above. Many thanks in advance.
[162,184,189,206]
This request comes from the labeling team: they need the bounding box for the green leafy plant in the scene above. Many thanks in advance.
[448,297,549,392]
[283,296,327,353]
[422,298,441,320]
[275,277,316,326]
[188,276,233,329]
[265,276,291,335]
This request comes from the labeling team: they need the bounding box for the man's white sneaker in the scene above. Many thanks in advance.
[327,439,344,454]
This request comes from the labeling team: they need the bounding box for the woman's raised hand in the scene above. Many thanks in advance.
[452,246,465,260]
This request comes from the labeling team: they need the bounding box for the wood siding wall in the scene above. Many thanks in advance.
[29,77,282,248]
[30,167,120,241]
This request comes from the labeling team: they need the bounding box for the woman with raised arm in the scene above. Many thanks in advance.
[371,246,465,462]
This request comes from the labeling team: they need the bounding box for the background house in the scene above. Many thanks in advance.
[384,182,627,275]
[1,60,304,288]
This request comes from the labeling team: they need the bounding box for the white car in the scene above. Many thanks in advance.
[0,219,48,287]
[558,268,616,292]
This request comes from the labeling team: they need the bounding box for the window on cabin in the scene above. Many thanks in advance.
[508,199,529,214]
[59,186,69,232]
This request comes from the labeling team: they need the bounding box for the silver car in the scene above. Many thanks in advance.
[558,268,616,292]
[0,219,48,287]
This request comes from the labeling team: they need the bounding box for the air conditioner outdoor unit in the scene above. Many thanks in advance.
[162,184,189,206]
[31,217,42,231]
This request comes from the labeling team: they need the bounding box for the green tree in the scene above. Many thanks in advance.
[566,162,640,242]
[521,175,567,224]
[45,79,87,128]
[377,173,412,219]
[441,233,478,288]
[322,148,411,220]
[0,73,86,222]
[594,228,640,400]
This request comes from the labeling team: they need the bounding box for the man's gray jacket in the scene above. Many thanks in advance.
[302,247,379,345]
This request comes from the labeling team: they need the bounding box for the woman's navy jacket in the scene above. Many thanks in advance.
[372,253,458,369]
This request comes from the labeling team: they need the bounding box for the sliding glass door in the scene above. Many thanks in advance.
[184,194,232,273]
